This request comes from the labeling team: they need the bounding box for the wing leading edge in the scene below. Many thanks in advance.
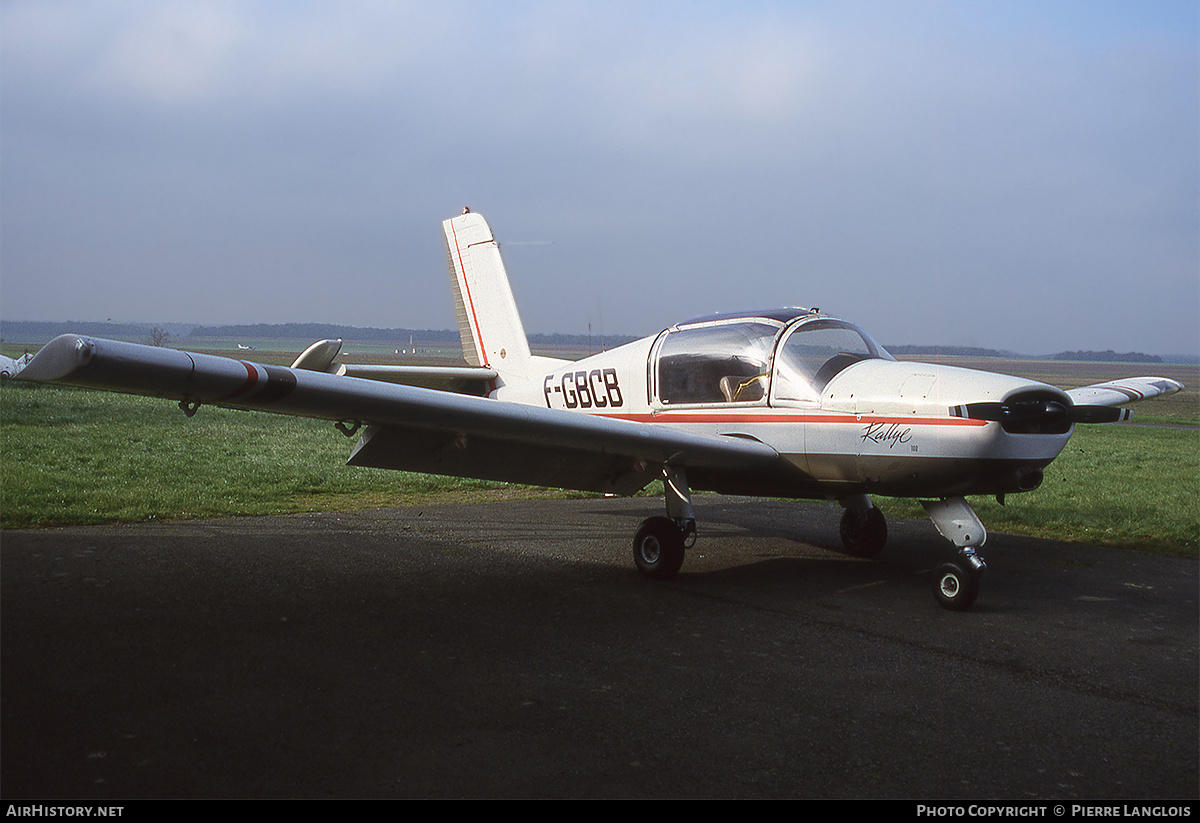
[16,335,780,495]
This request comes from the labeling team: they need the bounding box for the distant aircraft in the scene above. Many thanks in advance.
[237,344,255,350]
[1,352,33,379]
[15,211,1182,609]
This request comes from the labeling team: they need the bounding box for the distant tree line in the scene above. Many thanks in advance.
[187,324,638,348]
[888,344,1162,363]
[886,345,1022,358]
[1,320,162,342]
[187,323,462,342]
[1050,350,1161,363]
[0,321,1173,363]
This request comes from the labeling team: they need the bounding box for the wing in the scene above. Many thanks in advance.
[16,335,780,495]
[1064,377,1184,422]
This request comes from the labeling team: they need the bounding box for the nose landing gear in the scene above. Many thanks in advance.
[921,497,988,611]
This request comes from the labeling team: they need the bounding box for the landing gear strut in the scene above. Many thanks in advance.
[632,465,695,581]
[838,496,888,557]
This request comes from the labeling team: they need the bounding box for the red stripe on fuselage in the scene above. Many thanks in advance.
[597,411,989,427]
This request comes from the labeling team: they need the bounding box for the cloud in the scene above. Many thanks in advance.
[87,1,248,105]
[2,1,1196,355]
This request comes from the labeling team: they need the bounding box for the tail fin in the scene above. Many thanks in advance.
[443,211,532,381]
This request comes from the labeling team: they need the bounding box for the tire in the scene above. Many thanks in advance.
[632,517,685,580]
[839,506,887,557]
[932,562,979,611]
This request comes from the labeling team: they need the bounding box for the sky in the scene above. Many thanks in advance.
[2,0,1197,355]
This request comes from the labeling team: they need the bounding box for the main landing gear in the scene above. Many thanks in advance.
[838,496,888,558]
[632,516,690,579]
[632,466,696,581]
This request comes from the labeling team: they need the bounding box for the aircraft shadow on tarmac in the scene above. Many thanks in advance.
[578,499,1100,615]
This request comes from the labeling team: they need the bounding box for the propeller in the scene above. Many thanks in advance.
[951,399,1129,431]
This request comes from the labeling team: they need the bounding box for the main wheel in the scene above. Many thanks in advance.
[839,506,887,557]
[931,562,979,611]
[632,517,686,580]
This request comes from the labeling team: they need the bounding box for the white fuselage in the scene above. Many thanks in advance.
[497,312,1072,500]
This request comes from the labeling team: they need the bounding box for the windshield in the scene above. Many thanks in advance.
[773,319,892,402]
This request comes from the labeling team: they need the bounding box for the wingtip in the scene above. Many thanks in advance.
[12,335,94,382]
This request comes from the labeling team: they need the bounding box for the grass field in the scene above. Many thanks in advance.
[1,351,1196,556]
[0,380,584,528]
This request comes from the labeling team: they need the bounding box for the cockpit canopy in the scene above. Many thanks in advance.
[653,310,892,406]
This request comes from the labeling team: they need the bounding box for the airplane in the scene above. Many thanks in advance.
[13,210,1183,610]
[0,352,32,379]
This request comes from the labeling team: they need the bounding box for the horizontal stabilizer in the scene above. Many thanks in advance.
[289,338,497,395]
[336,363,497,395]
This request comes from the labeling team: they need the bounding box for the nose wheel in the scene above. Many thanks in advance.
[931,549,985,611]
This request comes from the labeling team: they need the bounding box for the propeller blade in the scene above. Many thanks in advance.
[1068,405,1131,424]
